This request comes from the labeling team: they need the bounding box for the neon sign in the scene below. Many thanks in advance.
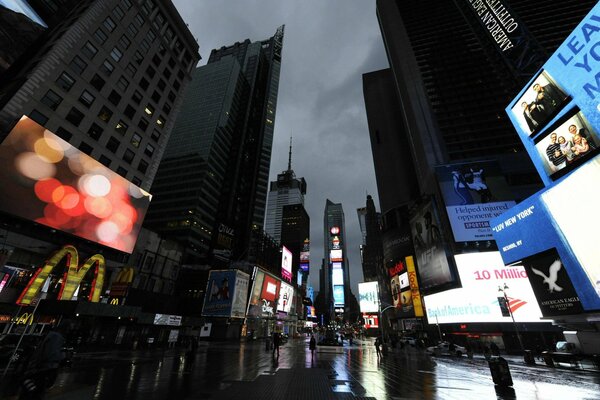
[17,245,105,305]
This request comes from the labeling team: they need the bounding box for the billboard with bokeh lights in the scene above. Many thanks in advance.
[0,116,152,253]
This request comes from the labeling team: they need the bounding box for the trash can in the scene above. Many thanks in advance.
[488,356,513,387]
[523,350,535,365]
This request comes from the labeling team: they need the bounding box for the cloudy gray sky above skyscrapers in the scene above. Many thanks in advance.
[173,0,389,294]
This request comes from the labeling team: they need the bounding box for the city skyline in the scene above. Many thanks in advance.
[173,0,387,295]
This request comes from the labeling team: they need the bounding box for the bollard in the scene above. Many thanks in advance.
[488,356,513,387]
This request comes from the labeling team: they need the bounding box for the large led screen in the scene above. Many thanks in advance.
[424,252,544,324]
[436,161,516,242]
[330,249,343,262]
[0,117,151,253]
[358,282,378,313]
[247,268,281,318]
[333,285,344,307]
[277,282,294,313]
[281,245,292,282]
[331,268,344,285]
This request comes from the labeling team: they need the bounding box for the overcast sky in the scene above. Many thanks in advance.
[172,0,389,296]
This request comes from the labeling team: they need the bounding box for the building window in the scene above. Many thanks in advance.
[145,65,156,78]
[163,67,171,79]
[156,115,165,127]
[115,120,128,135]
[55,71,75,92]
[123,149,135,164]
[151,91,160,103]
[103,16,117,32]
[151,129,161,142]
[90,74,105,91]
[117,166,127,176]
[134,51,144,66]
[40,90,62,110]
[140,39,151,54]
[138,118,149,131]
[99,155,112,167]
[97,106,113,122]
[69,56,87,75]
[127,23,138,38]
[177,70,185,81]
[134,13,145,27]
[124,105,135,119]
[87,123,103,140]
[165,27,174,42]
[56,127,72,141]
[162,102,171,115]
[132,90,143,105]
[146,29,156,43]
[144,104,154,116]
[139,77,149,91]
[122,0,132,10]
[158,44,167,56]
[138,159,149,174]
[152,54,161,67]
[94,28,108,44]
[79,142,93,155]
[117,76,129,91]
[101,59,115,76]
[130,133,142,148]
[144,143,155,157]
[173,80,180,91]
[108,90,121,106]
[106,136,120,153]
[112,5,125,20]
[168,57,176,69]
[157,79,166,91]
[29,109,48,125]
[131,176,142,186]
[81,41,98,59]
[78,90,95,108]
[110,47,123,62]
[118,34,131,49]
[167,90,176,103]
[66,107,84,127]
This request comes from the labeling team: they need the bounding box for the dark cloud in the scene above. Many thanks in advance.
[173,1,389,296]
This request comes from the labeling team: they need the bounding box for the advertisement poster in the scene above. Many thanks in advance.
[512,249,583,317]
[436,161,516,242]
[231,271,249,318]
[0,117,152,253]
[424,252,544,324]
[409,199,457,294]
[358,282,379,313]
[202,270,240,317]
[333,285,345,307]
[406,256,424,317]
[277,282,294,313]
[247,268,281,318]
[363,314,379,329]
[281,246,292,282]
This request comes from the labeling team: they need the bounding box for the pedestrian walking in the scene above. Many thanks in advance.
[19,326,66,400]
[374,336,381,357]
[272,331,281,358]
[185,336,198,369]
[309,335,316,359]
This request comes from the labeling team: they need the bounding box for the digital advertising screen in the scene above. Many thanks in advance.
[0,116,151,253]
[509,70,569,137]
[435,161,516,242]
[424,252,544,324]
[409,199,458,294]
[358,282,378,313]
[277,282,294,313]
[202,270,249,318]
[333,284,345,307]
[533,107,600,180]
[247,268,282,317]
[363,314,378,329]
[300,262,309,272]
[330,249,343,262]
[332,268,344,286]
[300,251,309,262]
[281,245,292,282]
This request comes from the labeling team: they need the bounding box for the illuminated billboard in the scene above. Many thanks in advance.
[247,268,281,317]
[435,161,516,242]
[424,252,544,324]
[299,262,309,272]
[300,251,309,261]
[0,117,152,253]
[202,270,249,318]
[358,282,378,313]
[333,285,344,307]
[277,282,294,313]
[330,249,343,262]
[409,199,458,294]
[363,314,378,329]
[332,268,344,285]
[281,246,292,282]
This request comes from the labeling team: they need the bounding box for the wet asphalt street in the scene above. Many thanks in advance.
[2,338,599,399]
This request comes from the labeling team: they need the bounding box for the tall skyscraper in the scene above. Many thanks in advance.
[146,26,284,265]
[323,199,352,318]
[265,138,306,242]
[280,203,309,286]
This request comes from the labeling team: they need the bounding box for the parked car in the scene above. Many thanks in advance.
[555,341,580,354]
[426,341,466,357]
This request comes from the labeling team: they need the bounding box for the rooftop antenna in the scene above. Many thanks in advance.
[287,135,293,171]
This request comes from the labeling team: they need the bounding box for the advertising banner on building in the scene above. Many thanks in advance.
[506,2,600,186]
[363,313,379,329]
[333,285,345,307]
[436,161,516,242]
[202,270,249,318]
[281,246,292,282]
[511,249,583,317]
[247,268,281,318]
[0,117,152,253]
[406,256,424,317]
[358,282,379,313]
[409,199,458,294]
[330,249,343,262]
[424,251,544,324]
[277,282,294,313]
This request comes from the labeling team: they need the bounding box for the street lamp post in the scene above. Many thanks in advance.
[498,283,525,355]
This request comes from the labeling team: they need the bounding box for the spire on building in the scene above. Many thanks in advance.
[288,136,293,171]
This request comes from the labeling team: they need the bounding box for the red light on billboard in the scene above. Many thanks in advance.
[330,226,340,235]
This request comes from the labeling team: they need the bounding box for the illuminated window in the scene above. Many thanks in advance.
[115,120,128,135]
[156,116,165,127]
[144,104,154,116]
